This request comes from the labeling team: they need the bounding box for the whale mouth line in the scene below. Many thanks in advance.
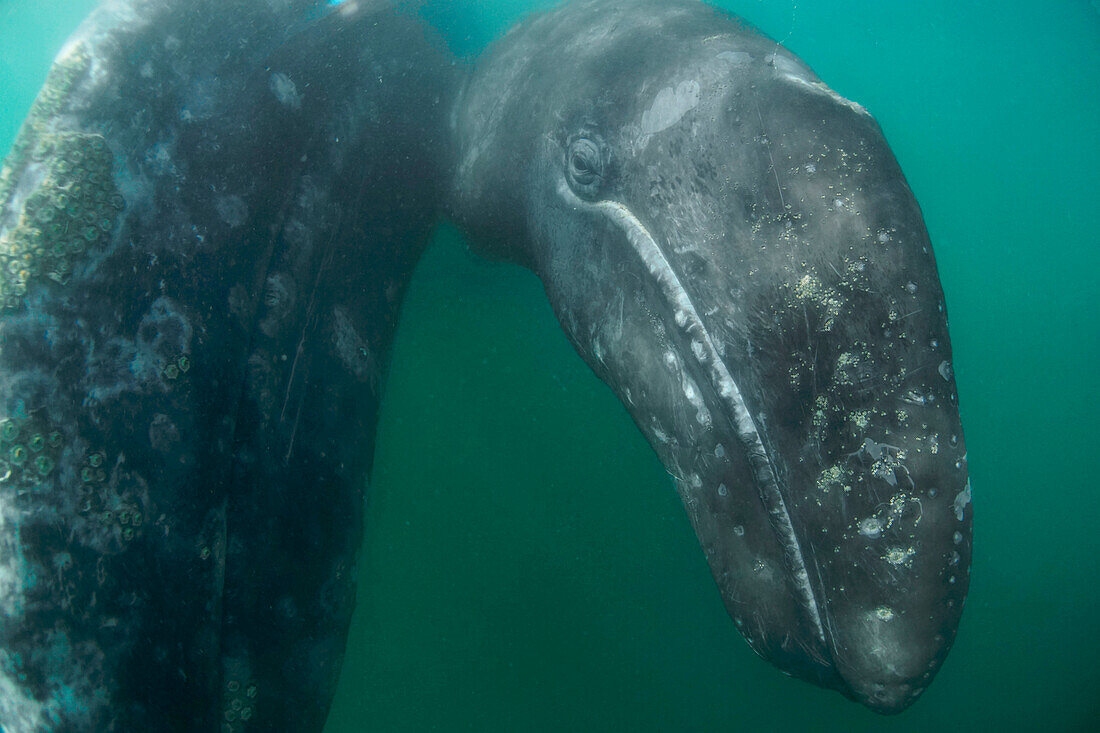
[557,179,829,651]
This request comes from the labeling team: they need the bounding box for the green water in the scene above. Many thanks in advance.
[2,1,1097,730]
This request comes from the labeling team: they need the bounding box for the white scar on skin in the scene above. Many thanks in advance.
[638,79,701,147]
[559,180,827,644]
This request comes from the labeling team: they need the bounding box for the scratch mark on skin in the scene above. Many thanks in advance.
[281,248,333,462]
[752,92,786,210]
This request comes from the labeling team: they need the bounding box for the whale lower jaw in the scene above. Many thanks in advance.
[556,178,833,663]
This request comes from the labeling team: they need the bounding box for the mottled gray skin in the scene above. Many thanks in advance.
[450,0,971,714]
[0,0,452,730]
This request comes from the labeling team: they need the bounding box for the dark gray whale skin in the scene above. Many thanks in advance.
[449,0,971,714]
[0,0,453,729]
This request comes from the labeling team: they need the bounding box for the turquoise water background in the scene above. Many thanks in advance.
[2,0,1097,730]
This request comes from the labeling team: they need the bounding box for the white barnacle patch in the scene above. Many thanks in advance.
[858,516,883,539]
[953,480,972,521]
[850,410,871,431]
[816,465,850,494]
[875,606,896,622]
[884,546,915,567]
[270,72,303,109]
[638,79,701,147]
[789,273,843,332]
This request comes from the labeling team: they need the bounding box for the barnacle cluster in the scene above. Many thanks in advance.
[0,131,122,309]
[787,271,843,332]
[815,464,852,494]
[163,354,192,381]
[0,411,63,491]
[0,44,90,204]
[76,448,144,545]
[222,678,258,729]
[0,45,123,311]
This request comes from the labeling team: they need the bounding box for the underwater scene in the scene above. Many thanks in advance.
[0,0,1096,730]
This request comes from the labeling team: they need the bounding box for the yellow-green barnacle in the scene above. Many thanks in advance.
[164,363,180,381]
[0,419,19,443]
[9,445,27,466]
[101,510,113,524]
[245,684,257,698]
[122,527,135,542]
[28,434,45,453]
[88,452,104,468]
[131,511,142,527]
[34,454,54,477]
[200,546,211,560]
[33,205,56,225]
[177,355,191,373]
[80,466,95,483]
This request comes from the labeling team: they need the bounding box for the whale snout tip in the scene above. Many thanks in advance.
[831,623,943,715]
[846,678,925,715]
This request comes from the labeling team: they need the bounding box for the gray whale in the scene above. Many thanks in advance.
[449,0,971,714]
[0,0,453,729]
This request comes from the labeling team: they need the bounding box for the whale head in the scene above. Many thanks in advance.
[448,0,970,713]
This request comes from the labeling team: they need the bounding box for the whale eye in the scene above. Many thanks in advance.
[565,136,605,199]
